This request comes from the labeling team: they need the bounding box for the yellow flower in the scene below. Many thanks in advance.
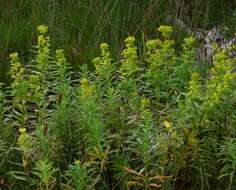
[75,159,81,165]
[100,43,109,51]
[19,127,26,134]
[163,120,172,129]
[9,52,19,61]
[121,36,138,77]
[183,37,195,46]
[37,25,48,34]
[124,36,135,48]
[80,78,88,86]
[146,39,162,51]
[9,52,25,81]
[56,49,66,65]
[141,98,151,110]
[158,25,173,38]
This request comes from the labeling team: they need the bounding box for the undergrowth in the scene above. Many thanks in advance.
[0,25,236,190]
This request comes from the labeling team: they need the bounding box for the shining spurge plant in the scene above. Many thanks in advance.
[0,25,235,190]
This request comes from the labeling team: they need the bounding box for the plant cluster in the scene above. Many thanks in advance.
[0,0,235,83]
[0,25,235,190]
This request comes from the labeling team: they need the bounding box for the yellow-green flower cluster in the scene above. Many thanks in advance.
[161,39,176,63]
[156,26,176,65]
[158,25,173,38]
[145,39,163,72]
[18,128,31,148]
[146,39,162,54]
[93,43,112,77]
[28,74,41,94]
[37,25,50,49]
[56,49,67,66]
[37,25,48,34]
[182,37,196,64]
[9,52,25,82]
[146,26,176,68]
[36,25,50,69]
[140,98,151,110]
[100,43,111,62]
[187,72,201,99]
[205,47,235,109]
[74,159,81,166]
[212,49,232,74]
[80,78,95,98]
[17,127,34,162]
[120,36,138,77]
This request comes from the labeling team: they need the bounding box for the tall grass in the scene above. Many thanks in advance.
[0,0,235,83]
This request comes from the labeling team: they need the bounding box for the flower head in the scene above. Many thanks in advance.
[158,25,173,38]
[37,25,48,34]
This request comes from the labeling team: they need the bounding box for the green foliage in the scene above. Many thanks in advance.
[33,159,57,190]
[65,160,91,190]
[0,25,235,190]
[1,0,235,84]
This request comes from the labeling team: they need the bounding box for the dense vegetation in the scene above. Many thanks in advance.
[0,0,236,83]
[0,24,235,189]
